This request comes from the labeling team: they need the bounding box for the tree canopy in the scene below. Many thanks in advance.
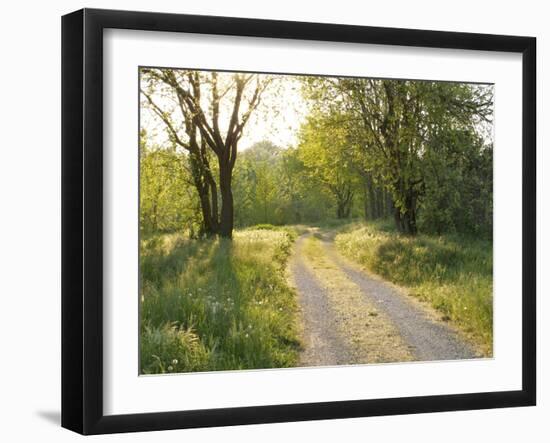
[140,68,493,238]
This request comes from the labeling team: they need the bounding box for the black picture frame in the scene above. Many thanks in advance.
[61,8,536,435]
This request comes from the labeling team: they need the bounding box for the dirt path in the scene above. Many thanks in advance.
[288,230,478,367]
[288,246,353,366]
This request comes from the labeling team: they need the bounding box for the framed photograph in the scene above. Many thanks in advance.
[61,8,536,435]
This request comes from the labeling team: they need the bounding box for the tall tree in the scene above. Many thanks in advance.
[297,112,357,219]
[140,69,271,238]
[303,77,493,234]
[354,79,492,234]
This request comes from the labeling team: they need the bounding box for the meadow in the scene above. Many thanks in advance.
[140,227,300,374]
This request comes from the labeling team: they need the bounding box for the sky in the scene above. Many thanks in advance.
[140,71,309,151]
[140,70,494,152]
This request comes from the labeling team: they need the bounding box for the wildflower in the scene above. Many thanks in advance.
[167,365,174,371]
[172,359,178,365]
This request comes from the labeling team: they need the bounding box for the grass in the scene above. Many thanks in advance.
[335,221,493,355]
[140,228,300,374]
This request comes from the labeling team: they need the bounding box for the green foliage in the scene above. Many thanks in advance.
[140,135,200,235]
[297,112,358,219]
[335,222,493,354]
[140,229,301,373]
[233,141,335,226]
[419,129,493,236]
[233,141,281,225]
[301,77,493,236]
[140,70,493,238]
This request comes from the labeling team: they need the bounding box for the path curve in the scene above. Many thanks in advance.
[323,238,478,361]
[289,230,479,366]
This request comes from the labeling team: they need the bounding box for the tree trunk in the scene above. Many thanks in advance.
[189,152,219,237]
[196,185,214,235]
[219,164,234,238]
[336,200,349,219]
[396,191,418,235]
[375,187,384,219]
[394,207,404,233]
[363,190,369,221]
[343,204,351,218]
[366,174,376,220]
[392,177,417,235]
[336,186,353,219]
[206,174,219,232]
[385,189,394,218]
[402,211,417,235]
[403,208,417,236]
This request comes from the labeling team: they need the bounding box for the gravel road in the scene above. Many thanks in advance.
[324,241,478,361]
[289,232,479,366]
[289,237,354,366]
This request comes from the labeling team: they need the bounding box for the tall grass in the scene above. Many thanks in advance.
[335,221,493,355]
[140,228,300,374]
